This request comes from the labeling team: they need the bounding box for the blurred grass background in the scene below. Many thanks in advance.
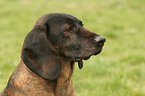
[0,0,145,96]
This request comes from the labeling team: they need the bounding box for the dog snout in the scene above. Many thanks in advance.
[95,36,106,46]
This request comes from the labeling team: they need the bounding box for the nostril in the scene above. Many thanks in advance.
[98,40,104,45]
[95,36,106,46]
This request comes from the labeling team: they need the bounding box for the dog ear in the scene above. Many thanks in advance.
[21,24,61,80]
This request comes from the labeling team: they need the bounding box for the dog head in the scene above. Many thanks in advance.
[21,13,106,80]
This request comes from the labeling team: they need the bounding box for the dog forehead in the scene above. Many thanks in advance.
[35,13,81,25]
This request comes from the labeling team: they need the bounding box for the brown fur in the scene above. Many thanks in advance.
[1,58,75,96]
[0,13,105,96]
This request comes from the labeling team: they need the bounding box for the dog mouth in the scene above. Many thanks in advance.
[74,49,102,69]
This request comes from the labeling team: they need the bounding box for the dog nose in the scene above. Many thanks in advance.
[95,36,106,46]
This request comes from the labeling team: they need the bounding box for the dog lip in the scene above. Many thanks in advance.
[83,49,102,60]
[74,58,82,62]
[83,56,91,60]
[74,49,102,61]
[93,49,102,55]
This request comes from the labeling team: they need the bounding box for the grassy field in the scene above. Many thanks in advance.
[0,0,145,96]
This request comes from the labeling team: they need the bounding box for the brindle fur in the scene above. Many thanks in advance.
[1,58,75,96]
[0,13,105,96]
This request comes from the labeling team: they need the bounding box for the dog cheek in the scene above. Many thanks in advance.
[64,43,82,57]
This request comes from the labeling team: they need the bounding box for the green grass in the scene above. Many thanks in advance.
[0,0,145,96]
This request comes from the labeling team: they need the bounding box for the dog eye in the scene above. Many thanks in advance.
[81,23,84,26]
[66,27,73,31]
[80,21,84,26]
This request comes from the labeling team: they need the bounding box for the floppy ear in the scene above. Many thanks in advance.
[21,24,61,80]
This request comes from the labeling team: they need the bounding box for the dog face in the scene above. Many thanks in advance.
[21,13,106,80]
[39,13,106,61]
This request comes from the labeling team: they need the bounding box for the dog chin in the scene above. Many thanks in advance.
[83,49,103,60]
[73,49,102,69]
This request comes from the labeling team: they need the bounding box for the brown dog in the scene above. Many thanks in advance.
[0,13,106,96]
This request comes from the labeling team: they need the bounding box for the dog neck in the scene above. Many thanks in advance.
[59,57,75,80]
[55,57,75,96]
[5,58,75,95]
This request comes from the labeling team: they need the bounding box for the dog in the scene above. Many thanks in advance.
[0,13,106,96]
